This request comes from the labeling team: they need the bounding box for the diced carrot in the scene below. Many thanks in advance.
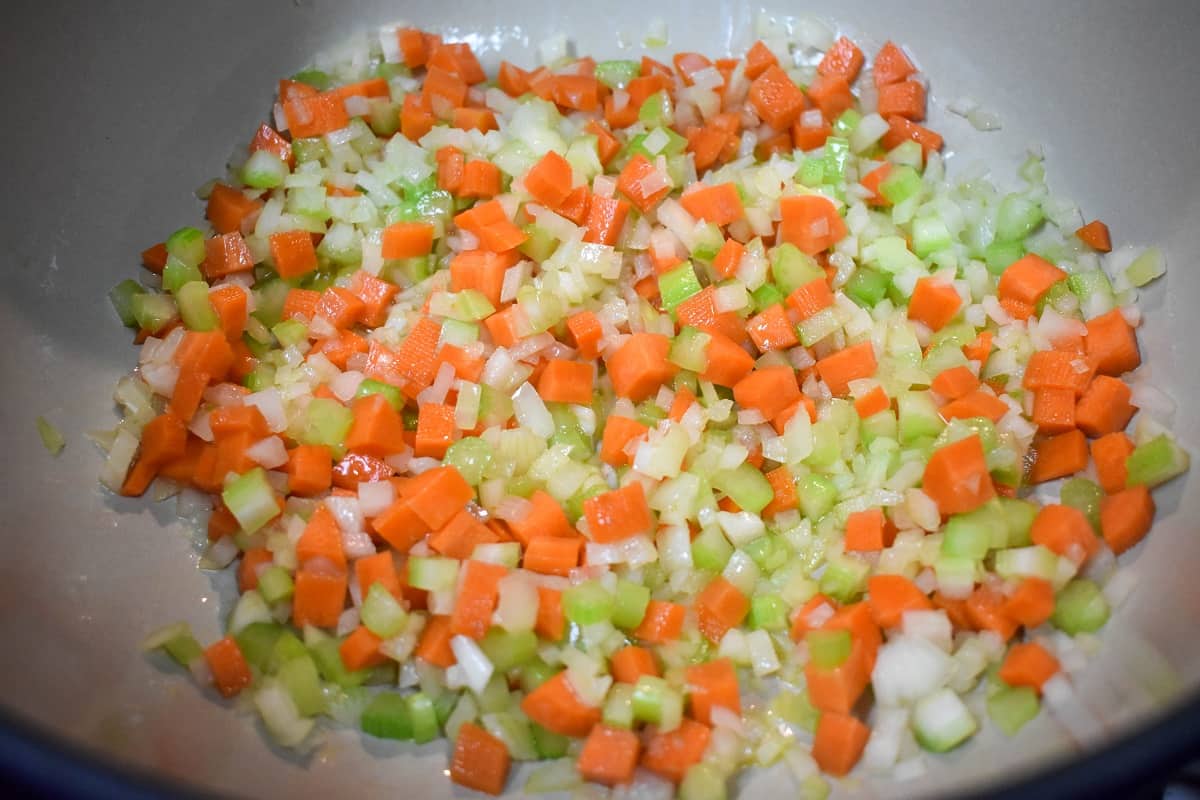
[120,413,187,496]
[403,465,473,529]
[931,365,980,401]
[633,600,686,644]
[700,332,755,388]
[792,115,834,151]
[436,145,465,194]
[249,122,293,167]
[746,304,799,353]
[1031,504,1100,564]
[141,242,168,274]
[355,550,401,600]
[339,625,387,671]
[611,645,659,684]
[880,116,943,157]
[963,330,993,363]
[965,585,1018,641]
[932,591,972,631]
[343,393,407,458]
[907,277,962,331]
[873,41,916,87]
[371,498,429,553]
[866,574,932,629]
[685,658,740,725]
[1004,577,1056,629]
[497,60,530,96]
[859,162,893,206]
[1029,429,1089,484]
[778,194,848,255]
[460,160,502,199]
[414,402,457,459]
[292,565,347,629]
[423,67,469,113]
[282,288,320,321]
[877,80,926,121]
[454,199,528,253]
[552,75,603,112]
[584,120,621,166]
[748,65,807,130]
[396,28,429,68]
[391,316,442,396]
[209,405,268,441]
[787,278,835,320]
[284,90,350,138]
[450,559,508,640]
[564,310,603,360]
[806,73,855,119]
[521,671,602,737]
[428,42,486,84]
[816,341,878,397]
[679,182,744,226]
[1085,308,1141,376]
[435,343,485,383]
[1022,350,1093,395]
[922,434,995,514]
[1100,485,1155,555]
[203,232,255,280]
[583,482,653,543]
[743,40,779,80]
[522,536,581,577]
[415,615,457,668]
[711,238,746,280]
[347,270,399,328]
[536,360,595,406]
[577,725,640,786]
[268,231,315,282]
[296,504,346,569]
[812,712,870,777]
[206,285,247,342]
[805,639,871,713]
[1075,220,1113,252]
[844,508,893,552]
[1075,375,1135,437]
[668,385,697,422]
[674,286,745,343]
[505,489,573,546]
[733,365,801,420]
[483,305,529,348]
[381,221,434,259]
[940,389,1010,423]
[535,586,566,642]
[452,106,497,133]
[999,254,1067,307]
[606,333,677,401]
[206,183,262,235]
[853,385,890,419]
[450,722,511,796]
[331,452,395,490]
[237,547,273,593]
[600,415,650,467]
[999,642,1060,694]
[449,249,519,309]
[430,507,499,560]
[640,719,711,784]
[204,636,253,698]
[523,151,574,209]
[695,576,750,643]
[1092,431,1135,493]
[760,465,798,518]
[617,154,671,213]
[314,286,365,330]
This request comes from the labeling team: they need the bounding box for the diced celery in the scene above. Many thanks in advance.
[243,149,289,189]
[913,688,977,752]
[407,692,440,743]
[1126,247,1165,287]
[913,216,954,259]
[308,634,371,689]
[595,59,641,89]
[177,281,220,331]
[234,622,285,672]
[272,318,308,347]
[142,621,204,667]
[680,763,728,800]
[691,222,725,261]
[887,139,924,168]
[669,326,712,372]
[1052,579,1109,635]
[444,437,494,486]
[611,579,651,630]
[291,68,332,89]
[519,224,559,263]
[819,554,869,603]
[595,678,637,732]
[166,226,207,268]
[693,525,734,572]
[628,127,689,160]
[988,685,1040,736]
[1066,270,1113,319]
[661,262,703,314]
[942,502,1007,559]
[806,629,852,668]
[860,409,898,446]
[844,267,891,308]
[292,137,330,164]
[712,463,774,514]
[480,628,539,672]
[270,631,309,672]
[530,723,571,759]
[833,110,862,136]
[751,283,786,313]
[222,468,278,534]
[1126,435,1190,488]
[162,259,204,294]
[362,693,412,740]
[799,156,825,187]
[108,279,146,327]
[879,165,922,205]
[994,194,1044,242]
[355,378,403,410]
[1060,477,1103,533]
[770,688,820,734]
[745,536,787,572]
[898,391,946,444]
[749,594,788,631]
[771,244,825,295]
[823,136,851,187]
[362,583,408,639]
[520,659,556,692]
[295,397,353,455]
[632,676,682,728]
[563,580,614,625]
[408,557,460,592]
[258,566,294,604]
[984,240,1025,275]
[130,292,178,332]
[278,654,325,716]
[243,364,275,393]
[798,308,843,346]
[935,556,978,596]
[993,545,1059,582]
[866,236,924,274]
[638,90,674,127]
[998,497,1038,547]
[797,474,838,520]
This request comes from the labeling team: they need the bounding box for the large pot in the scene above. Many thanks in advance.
[1,1,1197,796]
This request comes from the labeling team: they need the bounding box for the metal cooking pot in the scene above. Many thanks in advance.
[1,1,1198,796]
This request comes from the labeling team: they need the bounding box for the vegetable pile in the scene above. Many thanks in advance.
[104,17,1187,799]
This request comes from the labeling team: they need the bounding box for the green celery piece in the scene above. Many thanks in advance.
[475,674,511,714]
[935,417,998,454]
[366,99,401,136]
[886,140,924,169]
[130,292,178,332]
[292,68,332,90]
[931,322,978,348]
[627,128,689,160]
[603,683,636,729]
[611,579,652,629]
[985,240,1025,275]
[252,278,291,328]
[595,59,641,89]
[482,712,539,761]
[562,580,614,625]
[408,557,459,592]
[691,221,725,261]
[860,409,898,446]
[243,364,275,393]
[631,675,677,724]
[770,688,820,733]
[162,259,204,294]
[913,689,977,752]
[222,468,278,534]
[798,156,825,187]
[661,262,703,314]
[669,326,711,372]
[407,692,440,743]
[692,525,734,572]
[843,268,891,308]
[680,764,728,800]
[751,284,786,313]
[879,165,922,205]
[355,378,403,411]
[362,693,413,740]
[258,566,295,604]
[519,659,556,692]
[1052,579,1109,635]
[361,583,408,638]
[771,244,825,295]
[638,90,674,127]
[797,474,837,520]
[234,622,285,672]
[480,628,539,672]
[108,279,146,327]
[177,281,219,331]
[898,391,946,444]
[1060,477,1103,533]
[165,226,207,267]
[530,723,570,759]
[998,497,1038,547]
[1126,435,1190,488]
[867,236,923,274]
[922,341,970,376]
[823,136,851,188]
[749,594,788,631]
[1125,247,1165,287]
[479,384,514,427]
[819,555,870,603]
[297,397,354,455]
[309,635,371,689]
[444,437,494,486]
[269,631,309,672]
[912,216,953,258]
[36,416,65,456]
[519,224,559,262]
[941,503,1007,560]
[833,109,861,136]
[142,621,204,667]
[988,685,1040,736]
[711,463,774,514]
[242,149,289,189]
[278,654,326,716]
[272,318,308,347]
[806,629,852,668]
[994,193,1044,242]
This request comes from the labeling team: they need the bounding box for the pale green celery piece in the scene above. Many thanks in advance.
[36,416,65,455]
